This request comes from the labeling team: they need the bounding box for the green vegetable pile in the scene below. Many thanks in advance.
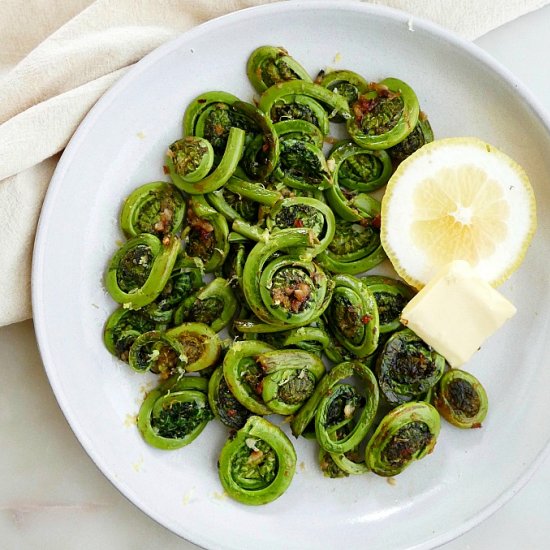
[103,45,488,505]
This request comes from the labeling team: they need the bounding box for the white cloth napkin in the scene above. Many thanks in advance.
[0,0,547,326]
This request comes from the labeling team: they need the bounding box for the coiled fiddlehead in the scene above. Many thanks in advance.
[166,136,214,187]
[256,349,326,415]
[103,308,156,362]
[234,101,279,182]
[183,91,240,152]
[144,263,203,324]
[347,78,419,150]
[218,415,297,505]
[242,228,333,330]
[290,361,379,447]
[105,234,180,309]
[317,216,386,275]
[223,340,274,415]
[387,113,434,166]
[365,401,440,476]
[128,330,187,377]
[323,274,379,358]
[273,119,324,148]
[273,138,332,192]
[259,80,351,134]
[314,363,379,454]
[376,328,445,405]
[120,182,186,238]
[137,376,212,450]
[328,141,392,193]
[266,197,335,255]
[432,369,488,429]
[208,366,253,429]
[317,69,368,122]
[165,322,221,372]
[362,275,415,334]
[174,277,237,333]
[181,196,229,273]
[168,129,246,195]
[247,45,312,93]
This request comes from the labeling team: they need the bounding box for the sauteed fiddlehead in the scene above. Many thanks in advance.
[102,45,487,505]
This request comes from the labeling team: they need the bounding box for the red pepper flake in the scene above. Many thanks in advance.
[197,98,207,104]
[353,96,379,123]
[293,218,304,228]
[372,214,381,229]
[262,141,270,153]
[471,422,482,429]
[162,165,169,174]
[361,314,372,324]
[227,409,237,417]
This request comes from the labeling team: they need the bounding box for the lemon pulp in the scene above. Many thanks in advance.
[381,138,537,288]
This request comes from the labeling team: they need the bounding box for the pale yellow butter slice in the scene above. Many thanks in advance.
[400,260,517,367]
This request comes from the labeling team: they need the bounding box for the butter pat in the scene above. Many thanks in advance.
[400,260,516,367]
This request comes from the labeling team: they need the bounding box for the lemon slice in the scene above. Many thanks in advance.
[381,137,537,288]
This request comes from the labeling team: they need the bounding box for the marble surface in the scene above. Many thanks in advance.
[2,5,550,549]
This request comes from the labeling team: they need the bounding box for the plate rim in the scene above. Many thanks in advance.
[32,1,550,549]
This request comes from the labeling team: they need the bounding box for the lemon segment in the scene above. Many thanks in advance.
[380,137,537,288]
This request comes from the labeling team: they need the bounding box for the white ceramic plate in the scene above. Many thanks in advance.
[33,2,550,549]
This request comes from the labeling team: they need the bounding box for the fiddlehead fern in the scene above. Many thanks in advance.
[233,101,279,182]
[181,196,229,273]
[347,78,419,150]
[365,401,440,476]
[242,228,333,330]
[105,233,180,309]
[206,176,281,223]
[387,113,433,165]
[362,275,415,333]
[317,217,386,275]
[168,128,246,195]
[273,138,332,192]
[259,80,351,131]
[273,119,324,148]
[218,415,297,505]
[137,376,212,450]
[120,181,186,238]
[432,369,488,429]
[256,349,326,414]
[128,330,187,377]
[222,340,275,415]
[143,263,203,324]
[290,361,379,448]
[174,277,237,332]
[165,322,221,372]
[328,140,392,193]
[376,328,446,405]
[247,45,312,93]
[166,136,214,187]
[255,325,331,356]
[208,366,253,429]
[322,274,379,358]
[103,308,156,362]
[183,91,240,152]
[317,69,368,122]
[265,197,335,255]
